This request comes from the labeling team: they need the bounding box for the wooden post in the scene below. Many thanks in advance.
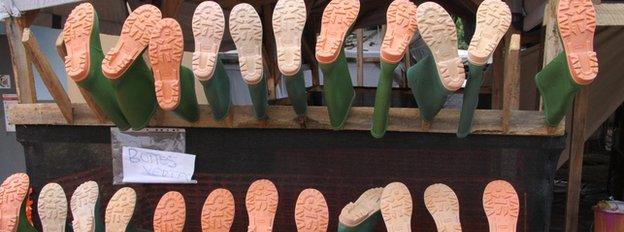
[402,48,411,88]
[161,0,183,18]
[356,28,364,86]
[502,34,521,132]
[261,4,278,100]
[22,28,73,123]
[4,17,36,103]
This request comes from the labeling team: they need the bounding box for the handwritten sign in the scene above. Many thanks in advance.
[122,146,196,184]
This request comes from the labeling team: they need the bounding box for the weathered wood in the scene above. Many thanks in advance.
[4,17,36,103]
[502,34,521,132]
[356,28,364,86]
[565,87,590,232]
[490,43,505,109]
[261,4,278,100]
[55,31,107,123]
[596,3,624,26]
[401,48,411,88]
[22,28,73,123]
[543,0,563,67]
[8,103,565,136]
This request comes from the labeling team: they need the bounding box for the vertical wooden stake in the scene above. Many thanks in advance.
[502,34,521,132]
[356,29,364,86]
[4,17,37,103]
[565,87,589,232]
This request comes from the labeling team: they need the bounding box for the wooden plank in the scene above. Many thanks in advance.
[8,103,565,137]
[4,17,36,103]
[356,28,364,86]
[596,3,624,26]
[565,87,590,232]
[490,44,504,109]
[543,0,563,67]
[502,34,521,132]
[55,31,107,123]
[22,28,73,123]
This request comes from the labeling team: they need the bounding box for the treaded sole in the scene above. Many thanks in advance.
[338,187,383,227]
[0,173,29,232]
[62,3,95,82]
[315,0,360,64]
[272,0,307,76]
[380,0,418,64]
[38,183,67,232]
[102,4,162,79]
[201,188,235,232]
[557,0,598,85]
[483,180,519,232]
[153,191,186,232]
[70,181,99,232]
[416,2,465,91]
[192,1,225,81]
[380,182,412,232]
[295,189,329,232]
[229,3,264,85]
[148,18,183,111]
[246,179,278,232]
[105,187,136,232]
[468,0,511,66]
[424,183,462,232]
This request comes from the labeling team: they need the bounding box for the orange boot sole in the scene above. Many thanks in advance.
[105,187,136,232]
[315,0,360,64]
[380,0,418,64]
[424,183,462,232]
[192,1,225,81]
[483,180,519,232]
[70,181,99,232]
[201,188,235,232]
[229,4,264,85]
[272,0,307,76]
[153,191,186,232]
[38,183,68,232]
[62,3,95,82]
[148,18,183,111]
[468,0,511,66]
[102,4,161,79]
[246,179,278,232]
[295,189,329,232]
[380,182,412,232]
[0,173,29,232]
[557,0,599,85]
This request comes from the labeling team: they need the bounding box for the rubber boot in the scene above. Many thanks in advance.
[62,3,130,130]
[407,55,451,122]
[284,70,308,117]
[248,76,269,120]
[198,57,231,121]
[320,51,355,129]
[105,187,137,232]
[371,61,399,138]
[338,187,383,232]
[171,67,199,122]
[338,212,381,232]
[535,52,581,126]
[457,64,484,138]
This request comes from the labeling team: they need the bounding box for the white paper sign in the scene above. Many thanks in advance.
[122,146,197,184]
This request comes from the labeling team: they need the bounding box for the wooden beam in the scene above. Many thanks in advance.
[490,44,505,109]
[4,17,36,103]
[55,32,107,123]
[160,0,183,18]
[543,0,563,67]
[8,103,565,137]
[356,28,364,86]
[502,34,521,132]
[22,28,73,123]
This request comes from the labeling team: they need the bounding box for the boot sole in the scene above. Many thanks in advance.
[0,173,29,232]
[380,0,418,64]
[70,181,99,232]
[295,189,329,232]
[483,180,519,232]
[102,4,161,79]
[380,182,412,232]
[201,188,235,232]
[468,0,511,66]
[338,187,383,227]
[272,0,307,76]
[105,187,136,232]
[38,183,67,232]
[192,1,225,81]
[315,0,359,64]
[557,0,598,85]
[153,191,186,232]
[62,3,95,82]
[229,4,264,85]
[149,18,183,111]
[423,183,462,232]
[245,179,278,232]
[416,2,465,91]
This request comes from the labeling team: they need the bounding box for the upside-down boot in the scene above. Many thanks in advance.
[105,187,137,232]
[149,18,199,122]
[230,3,269,120]
[0,173,35,232]
[153,192,186,232]
[409,2,465,123]
[371,0,418,138]
[338,187,383,232]
[63,3,130,130]
[192,1,231,121]
[316,0,360,130]
[101,5,161,130]
[535,0,598,126]
[38,183,68,232]
[458,0,511,138]
[70,181,103,232]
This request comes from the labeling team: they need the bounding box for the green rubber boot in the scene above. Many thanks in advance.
[407,55,451,122]
[198,57,231,121]
[338,212,381,232]
[107,56,158,131]
[284,69,308,117]
[168,67,199,122]
[248,76,269,120]
[457,63,484,138]
[63,3,130,131]
[319,51,355,130]
[17,191,37,232]
[371,61,400,138]
[337,187,383,232]
[535,52,582,126]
